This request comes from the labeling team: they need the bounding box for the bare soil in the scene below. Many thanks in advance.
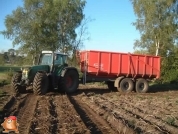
[0,84,178,134]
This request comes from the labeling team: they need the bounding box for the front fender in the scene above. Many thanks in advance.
[61,67,79,77]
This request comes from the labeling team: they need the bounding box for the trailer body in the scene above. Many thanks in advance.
[78,50,161,93]
[79,50,160,79]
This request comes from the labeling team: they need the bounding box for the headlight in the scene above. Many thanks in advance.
[22,68,29,79]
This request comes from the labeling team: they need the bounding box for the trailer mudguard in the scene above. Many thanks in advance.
[114,76,124,88]
[61,67,79,77]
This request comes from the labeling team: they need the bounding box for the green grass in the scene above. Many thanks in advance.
[0,73,8,80]
[0,69,14,87]
[0,66,21,72]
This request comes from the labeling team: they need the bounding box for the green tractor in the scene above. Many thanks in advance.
[11,50,79,95]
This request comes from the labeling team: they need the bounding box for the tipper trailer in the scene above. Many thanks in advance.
[11,50,160,95]
[78,50,160,93]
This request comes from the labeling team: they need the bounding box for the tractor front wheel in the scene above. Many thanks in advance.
[11,72,25,94]
[59,70,79,93]
[33,72,49,95]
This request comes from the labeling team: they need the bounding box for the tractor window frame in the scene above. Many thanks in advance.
[39,53,53,65]
[54,54,67,65]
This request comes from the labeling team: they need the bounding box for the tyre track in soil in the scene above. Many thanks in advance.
[111,96,178,132]
[82,95,160,134]
[1,94,38,134]
[53,95,90,134]
[74,95,135,134]
[121,96,178,127]
[29,94,90,134]
[16,94,38,134]
[29,96,58,134]
[2,94,28,117]
[100,95,178,134]
[70,95,117,134]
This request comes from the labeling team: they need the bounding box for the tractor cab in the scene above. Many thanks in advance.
[38,51,68,74]
[39,51,67,65]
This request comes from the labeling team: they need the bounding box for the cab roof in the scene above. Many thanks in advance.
[42,50,67,56]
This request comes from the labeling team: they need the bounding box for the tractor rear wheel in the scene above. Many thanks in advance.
[107,81,117,91]
[11,72,25,94]
[59,70,79,93]
[118,78,134,93]
[33,72,49,95]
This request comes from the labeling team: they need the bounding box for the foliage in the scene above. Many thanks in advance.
[131,0,178,83]
[0,55,5,65]
[1,0,86,64]
[0,69,14,87]
[131,0,178,56]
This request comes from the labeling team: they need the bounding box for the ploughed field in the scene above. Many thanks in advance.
[1,84,178,134]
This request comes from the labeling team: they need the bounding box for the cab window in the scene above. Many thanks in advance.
[54,55,63,65]
[39,53,52,65]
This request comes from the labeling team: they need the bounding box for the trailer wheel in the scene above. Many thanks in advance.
[136,78,149,93]
[11,72,25,94]
[118,78,134,93]
[107,81,117,91]
[33,72,49,95]
[59,69,79,93]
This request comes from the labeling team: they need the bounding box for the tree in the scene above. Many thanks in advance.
[1,0,86,64]
[131,0,178,57]
[0,54,5,65]
[131,0,178,83]
[68,17,93,66]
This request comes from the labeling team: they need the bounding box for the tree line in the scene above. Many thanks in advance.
[131,0,178,83]
[1,0,88,66]
[1,0,178,83]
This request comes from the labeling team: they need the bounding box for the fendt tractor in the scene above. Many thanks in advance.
[11,50,79,95]
[11,50,161,95]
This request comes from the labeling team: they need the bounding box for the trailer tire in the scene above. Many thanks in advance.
[11,72,25,94]
[59,69,79,93]
[136,78,149,93]
[107,81,117,91]
[118,78,134,93]
[33,72,49,95]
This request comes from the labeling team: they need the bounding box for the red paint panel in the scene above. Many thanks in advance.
[79,50,160,79]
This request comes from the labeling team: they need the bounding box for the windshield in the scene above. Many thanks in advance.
[54,54,67,65]
[39,53,53,65]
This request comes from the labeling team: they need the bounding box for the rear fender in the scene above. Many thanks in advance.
[114,76,124,88]
[61,67,79,77]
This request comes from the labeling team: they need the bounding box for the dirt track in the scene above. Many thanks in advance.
[1,85,178,134]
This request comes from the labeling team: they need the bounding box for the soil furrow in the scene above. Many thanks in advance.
[72,96,117,134]
[48,96,58,134]
[3,94,28,117]
[121,101,178,134]
[101,95,178,134]
[54,95,90,134]
[29,96,54,134]
[16,94,38,134]
[83,96,161,134]
[126,98,178,127]
[79,95,136,134]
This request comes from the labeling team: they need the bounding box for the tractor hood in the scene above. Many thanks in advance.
[27,65,50,82]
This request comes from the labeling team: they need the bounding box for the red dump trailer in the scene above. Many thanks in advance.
[78,50,160,93]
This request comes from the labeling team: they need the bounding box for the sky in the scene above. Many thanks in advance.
[0,0,140,53]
